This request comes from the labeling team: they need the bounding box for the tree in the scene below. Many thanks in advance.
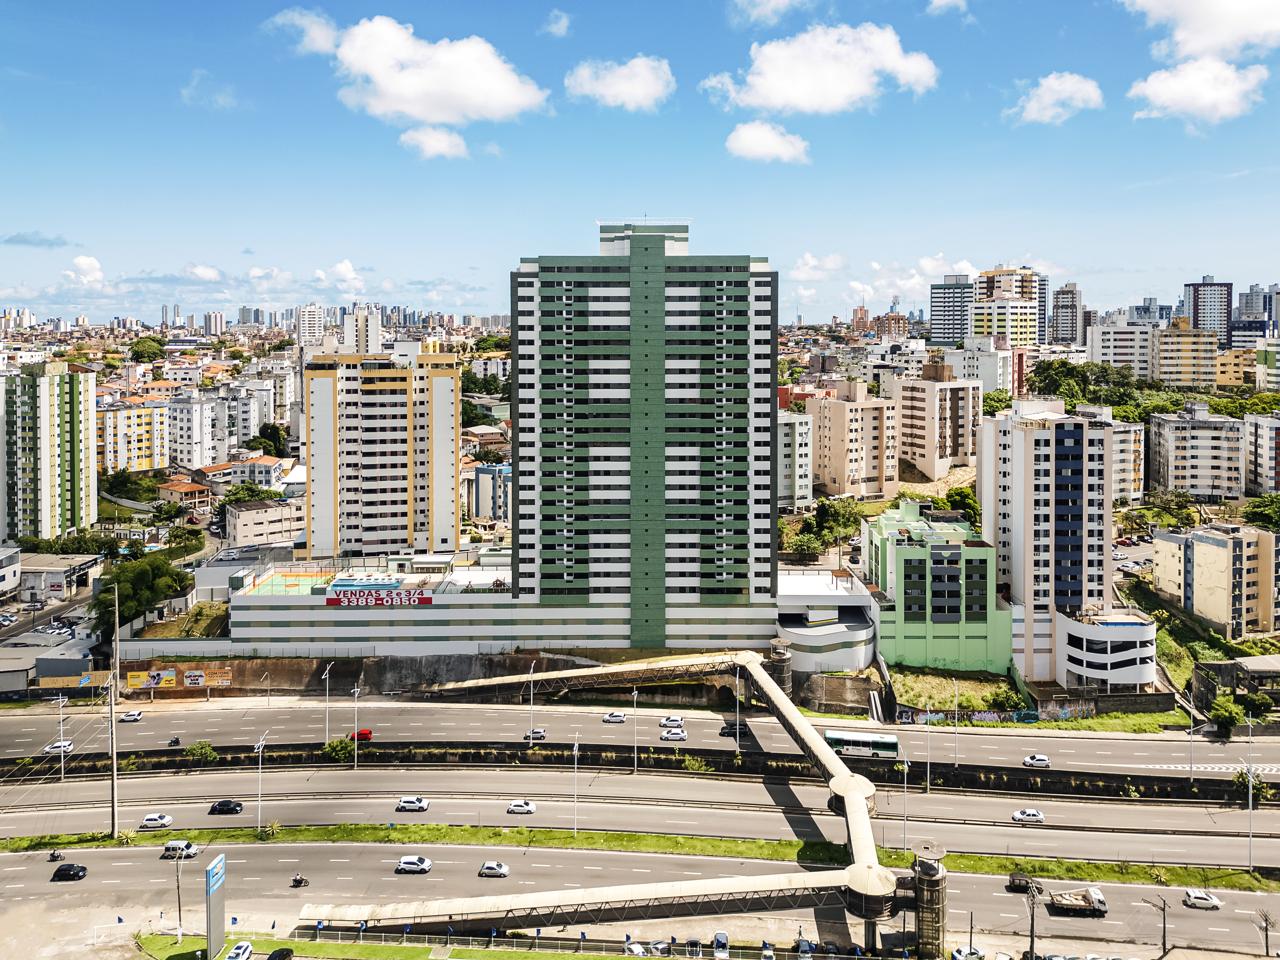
[1236,690,1273,719]
[129,336,166,363]
[811,497,863,546]
[151,501,185,523]
[945,486,981,528]
[1243,494,1280,533]
[984,687,1025,711]
[788,534,823,559]
[471,447,508,465]
[244,436,273,456]
[183,740,218,763]
[787,399,806,413]
[322,737,355,763]
[1210,692,1245,739]
[462,398,498,428]
[217,482,284,524]
[258,422,289,458]
[91,554,194,640]
[1233,766,1274,807]
[472,334,510,353]
[982,389,1012,417]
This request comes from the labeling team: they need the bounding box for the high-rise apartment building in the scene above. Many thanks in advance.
[1150,316,1216,389]
[0,362,98,541]
[1232,283,1270,349]
[885,360,981,482]
[970,295,1039,347]
[1129,298,1172,325]
[98,399,170,474]
[203,311,226,337]
[169,389,219,470]
[806,380,898,500]
[341,308,385,353]
[978,399,1156,689]
[1076,405,1144,504]
[1148,403,1246,501]
[296,303,325,347]
[1216,348,1256,389]
[1051,283,1083,345]
[1183,275,1232,345]
[776,410,813,510]
[304,342,460,559]
[942,336,1013,395]
[1245,413,1280,495]
[929,274,973,346]
[1086,322,1153,381]
[1258,339,1280,393]
[974,265,1046,344]
[510,223,776,646]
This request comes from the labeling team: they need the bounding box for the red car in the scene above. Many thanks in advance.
[347,728,373,742]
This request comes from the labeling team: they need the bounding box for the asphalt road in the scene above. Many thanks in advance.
[1,770,1274,868]
[3,700,1272,781]
[1,840,1274,952]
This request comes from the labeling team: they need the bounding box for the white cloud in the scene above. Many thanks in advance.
[268,11,547,160]
[482,141,503,157]
[247,266,296,292]
[180,69,238,111]
[1007,72,1104,125]
[399,126,469,158]
[916,253,978,278]
[847,280,876,302]
[789,252,845,281]
[564,55,676,111]
[796,285,818,304]
[732,0,810,26]
[926,0,967,14]
[184,263,223,283]
[541,9,570,37]
[265,8,339,55]
[724,120,810,163]
[702,23,938,114]
[1120,0,1280,62]
[314,258,365,294]
[62,255,104,286]
[1128,58,1267,126]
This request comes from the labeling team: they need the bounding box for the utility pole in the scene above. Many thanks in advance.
[57,695,65,782]
[573,733,579,836]
[1142,896,1168,957]
[632,688,638,774]
[322,662,333,743]
[175,852,185,944]
[1026,888,1037,960]
[1242,759,1255,872]
[1258,909,1275,957]
[735,666,741,754]
[255,731,269,833]
[527,661,536,748]
[924,699,931,794]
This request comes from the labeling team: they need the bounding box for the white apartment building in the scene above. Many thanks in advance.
[1077,405,1144,504]
[929,274,973,346]
[304,343,460,559]
[1258,340,1280,393]
[970,294,1039,348]
[470,357,512,379]
[203,311,226,336]
[296,302,325,347]
[1051,283,1083,345]
[978,398,1156,690]
[1245,413,1280,495]
[97,399,170,474]
[1149,403,1246,500]
[885,360,981,482]
[341,309,384,354]
[776,410,814,510]
[226,497,305,548]
[806,380,898,500]
[942,335,1013,394]
[1086,322,1153,381]
[169,390,219,470]
[974,265,1046,344]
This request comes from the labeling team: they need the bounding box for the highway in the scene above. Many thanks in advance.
[1,839,1274,952]
[1,770,1274,868]
[3,699,1273,780]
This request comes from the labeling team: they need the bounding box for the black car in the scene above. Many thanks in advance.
[718,722,747,737]
[51,863,87,882]
[266,950,295,960]
[209,799,244,815]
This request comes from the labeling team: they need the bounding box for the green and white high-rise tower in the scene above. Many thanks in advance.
[511,223,778,648]
[0,361,98,542]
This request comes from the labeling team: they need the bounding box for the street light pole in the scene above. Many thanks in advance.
[902,758,910,849]
[924,699,931,794]
[57,696,65,782]
[322,662,333,743]
[255,731,269,833]
[1242,759,1254,872]
[527,661,536,748]
[352,685,361,771]
[175,851,185,944]
[261,670,271,707]
[109,584,120,838]
[573,732,579,837]
[953,679,959,767]
[735,667,741,754]
[632,688,638,774]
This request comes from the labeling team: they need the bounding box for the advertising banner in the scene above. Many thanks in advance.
[126,668,177,689]
[182,670,205,688]
[206,668,233,687]
[38,671,111,689]
[324,588,432,607]
[205,853,226,958]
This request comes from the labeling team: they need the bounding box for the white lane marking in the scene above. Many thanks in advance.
[4,884,23,889]
[666,820,697,825]
[2,867,25,872]
[149,879,166,884]
[583,866,603,870]
[101,879,122,884]
[999,913,1019,919]
[278,858,300,863]
[329,859,350,863]
[632,868,651,873]
[337,876,353,881]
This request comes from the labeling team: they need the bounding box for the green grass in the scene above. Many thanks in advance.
[0,697,94,711]
[959,710,1190,733]
[97,496,141,521]
[138,600,229,639]
[890,667,1016,711]
[20,822,1280,894]
[453,952,617,960]
[1156,629,1194,692]
[139,933,430,959]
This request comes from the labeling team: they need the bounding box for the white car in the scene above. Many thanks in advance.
[1021,754,1051,769]
[396,796,429,812]
[226,942,254,960]
[395,855,432,874]
[1112,552,1129,561]
[602,711,627,723]
[712,932,731,960]
[1182,888,1222,910]
[625,944,648,957]
[478,860,510,878]
[659,716,684,728]
[660,729,688,742]
[42,740,73,754]
[119,710,143,723]
[507,799,537,815]
[1012,808,1045,824]
[140,813,174,829]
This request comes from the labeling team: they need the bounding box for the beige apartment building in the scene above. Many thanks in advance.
[806,380,898,500]
[1150,317,1217,389]
[226,497,306,549]
[885,360,982,482]
[1148,403,1246,500]
[1077,405,1144,504]
[1152,522,1278,639]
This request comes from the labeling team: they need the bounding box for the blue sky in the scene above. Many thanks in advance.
[2,0,1279,325]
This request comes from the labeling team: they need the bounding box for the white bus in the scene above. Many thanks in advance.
[823,729,899,759]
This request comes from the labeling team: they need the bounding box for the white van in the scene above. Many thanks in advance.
[161,839,199,859]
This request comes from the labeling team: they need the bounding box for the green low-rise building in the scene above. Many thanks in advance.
[859,500,1011,674]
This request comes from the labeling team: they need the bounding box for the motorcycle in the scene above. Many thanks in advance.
[168,736,181,747]
[48,850,64,862]
[290,875,309,888]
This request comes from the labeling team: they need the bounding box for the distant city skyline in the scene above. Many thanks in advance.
[2,1,1279,321]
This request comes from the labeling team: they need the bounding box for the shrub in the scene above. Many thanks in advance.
[1232,767,1275,807]
[182,740,218,763]
[1210,693,1245,738]
[984,687,1025,711]
[1236,691,1273,719]
[322,738,355,763]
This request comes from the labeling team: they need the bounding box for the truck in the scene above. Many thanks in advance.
[1047,886,1108,917]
